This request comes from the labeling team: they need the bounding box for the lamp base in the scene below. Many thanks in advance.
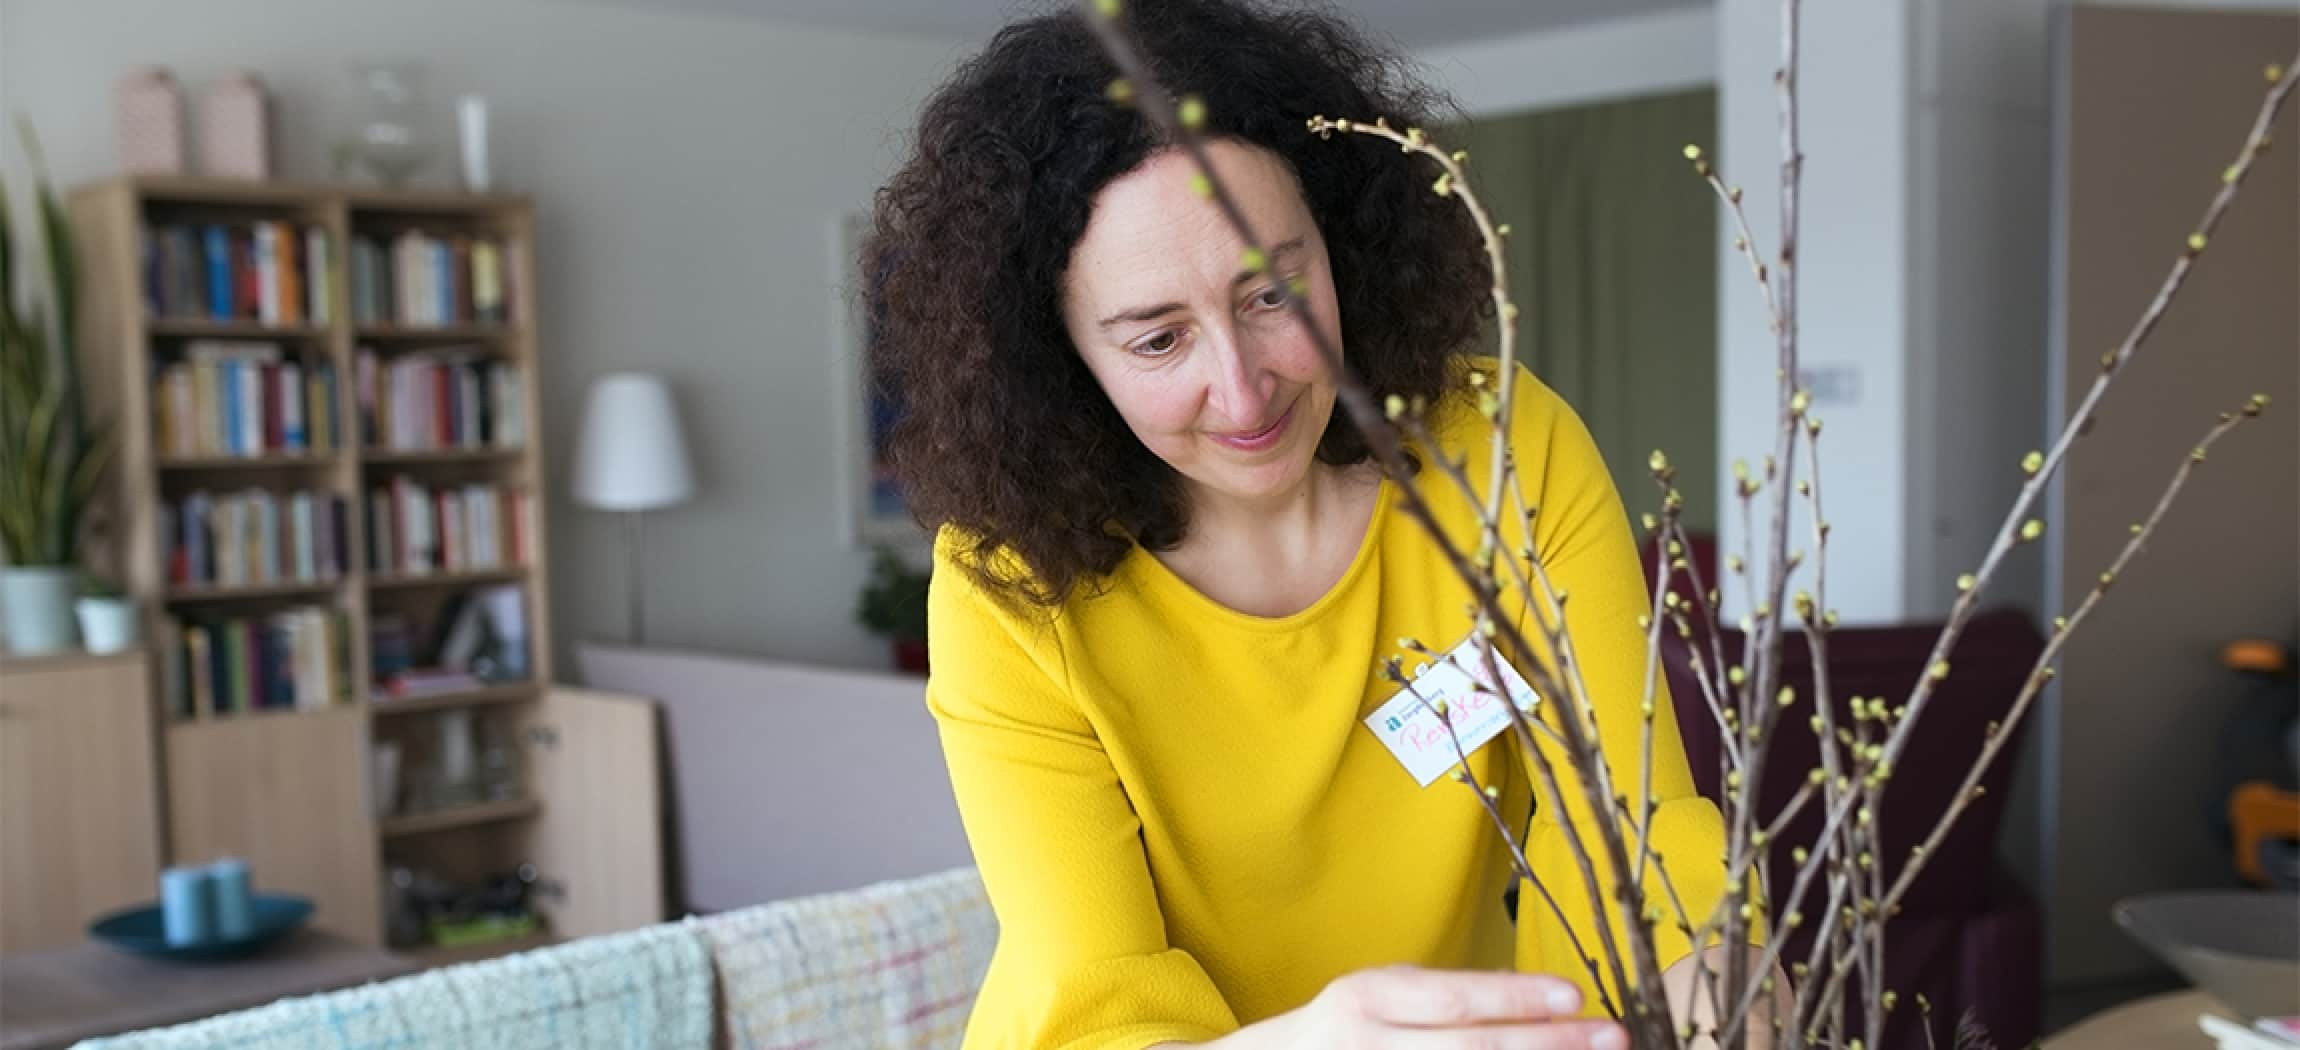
[623,509,648,646]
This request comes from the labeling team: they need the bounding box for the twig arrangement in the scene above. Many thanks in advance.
[1078,0,2296,1045]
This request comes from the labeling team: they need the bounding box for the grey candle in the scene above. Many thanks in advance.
[209,857,254,940]
[160,866,214,946]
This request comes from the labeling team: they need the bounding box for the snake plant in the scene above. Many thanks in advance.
[1,118,110,567]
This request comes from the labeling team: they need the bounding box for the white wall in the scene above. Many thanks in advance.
[1716,0,1913,624]
[1416,6,1717,117]
[1904,0,2054,626]
[0,0,962,674]
[1711,0,2060,631]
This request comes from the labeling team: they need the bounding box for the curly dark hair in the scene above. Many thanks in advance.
[865,0,1490,604]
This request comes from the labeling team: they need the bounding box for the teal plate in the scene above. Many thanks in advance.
[89,894,314,961]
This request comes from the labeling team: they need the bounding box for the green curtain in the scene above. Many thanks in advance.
[1442,88,1719,532]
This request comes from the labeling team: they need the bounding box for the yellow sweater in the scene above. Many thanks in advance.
[925,362,1733,1049]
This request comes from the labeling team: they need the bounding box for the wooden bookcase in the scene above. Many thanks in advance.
[68,177,662,955]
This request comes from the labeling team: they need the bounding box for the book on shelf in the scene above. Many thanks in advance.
[367,477,530,576]
[152,341,341,458]
[161,604,351,718]
[142,221,331,324]
[376,666,487,699]
[353,346,524,452]
[163,487,349,588]
[370,584,530,702]
[347,230,513,327]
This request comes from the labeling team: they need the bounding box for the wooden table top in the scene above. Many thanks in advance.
[2042,988,2244,1050]
[0,930,418,1050]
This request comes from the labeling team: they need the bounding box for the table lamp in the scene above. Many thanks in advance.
[571,373,696,645]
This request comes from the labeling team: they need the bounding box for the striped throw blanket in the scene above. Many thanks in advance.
[691,866,997,1050]
[76,922,714,1050]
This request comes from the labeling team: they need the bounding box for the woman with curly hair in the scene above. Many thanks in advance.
[865,2,1748,1046]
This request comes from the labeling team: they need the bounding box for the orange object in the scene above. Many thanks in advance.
[2222,639,2290,674]
[2230,780,2300,885]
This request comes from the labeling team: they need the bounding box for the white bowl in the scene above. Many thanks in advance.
[2113,890,2299,1020]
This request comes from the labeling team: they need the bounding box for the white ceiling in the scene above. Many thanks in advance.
[556,0,1707,50]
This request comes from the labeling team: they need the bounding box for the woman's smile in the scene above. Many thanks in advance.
[1207,396,1297,453]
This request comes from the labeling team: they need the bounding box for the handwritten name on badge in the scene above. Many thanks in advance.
[1364,637,1541,787]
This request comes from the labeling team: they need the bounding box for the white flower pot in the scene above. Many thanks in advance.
[75,596,140,654]
[1,567,81,655]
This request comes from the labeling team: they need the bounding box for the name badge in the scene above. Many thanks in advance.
[1364,637,1541,787]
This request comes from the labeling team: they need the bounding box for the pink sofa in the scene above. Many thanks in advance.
[576,643,974,915]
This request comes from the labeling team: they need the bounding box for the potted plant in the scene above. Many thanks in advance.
[855,545,930,674]
[74,573,137,654]
[2,121,111,655]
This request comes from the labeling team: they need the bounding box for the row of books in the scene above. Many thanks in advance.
[143,222,332,325]
[368,478,532,577]
[163,489,351,589]
[346,232,514,327]
[152,342,342,458]
[371,584,531,701]
[161,606,353,719]
[354,349,525,452]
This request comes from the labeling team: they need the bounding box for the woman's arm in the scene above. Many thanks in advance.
[927,536,1238,1049]
[1502,365,1750,1010]
[1145,966,1620,1049]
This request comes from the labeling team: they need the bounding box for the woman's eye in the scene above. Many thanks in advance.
[1135,329,1182,357]
[1251,286,1288,310]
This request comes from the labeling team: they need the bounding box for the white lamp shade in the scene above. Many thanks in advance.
[571,373,697,511]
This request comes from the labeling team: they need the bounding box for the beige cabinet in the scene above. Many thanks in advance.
[164,706,384,943]
[164,688,665,951]
[510,688,666,938]
[0,650,165,955]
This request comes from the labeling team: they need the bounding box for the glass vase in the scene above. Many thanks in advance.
[347,63,433,186]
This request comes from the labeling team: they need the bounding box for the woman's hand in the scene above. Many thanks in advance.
[1661,944,1794,1050]
[1160,966,1627,1050]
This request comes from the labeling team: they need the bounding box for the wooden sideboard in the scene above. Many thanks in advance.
[0,649,165,954]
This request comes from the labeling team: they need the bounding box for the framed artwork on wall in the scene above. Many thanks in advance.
[833,211,926,549]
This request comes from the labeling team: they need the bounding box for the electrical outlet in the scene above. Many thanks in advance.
[1797,365,1860,407]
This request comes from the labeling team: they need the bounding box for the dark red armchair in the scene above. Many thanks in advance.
[1645,545,2044,1047]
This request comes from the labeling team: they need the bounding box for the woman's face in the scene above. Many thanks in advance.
[1061,139,1344,511]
